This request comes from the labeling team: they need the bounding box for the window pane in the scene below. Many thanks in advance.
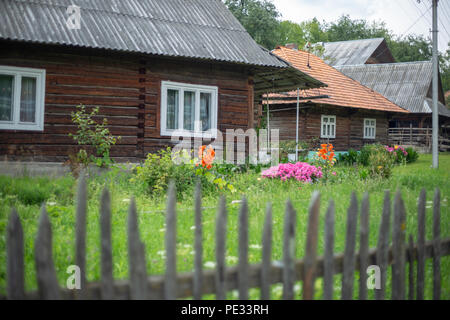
[322,124,326,136]
[20,77,37,123]
[200,92,211,131]
[183,91,195,130]
[323,117,328,123]
[327,125,330,136]
[365,127,368,137]
[331,124,335,136]
[0,74,14,121]
[329,117,334,123]
[166,89,179,130]
[371,120,375,126]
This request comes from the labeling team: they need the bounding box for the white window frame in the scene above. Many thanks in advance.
[321,115,336,138]
[160,81,218,138]
[363,118,376,139]
[0,65,46,131]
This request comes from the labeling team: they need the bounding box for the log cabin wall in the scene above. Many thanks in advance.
[0,41,253,162]
[270,104,390,151]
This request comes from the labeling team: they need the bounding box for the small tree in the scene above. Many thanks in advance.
[69,105,120,168]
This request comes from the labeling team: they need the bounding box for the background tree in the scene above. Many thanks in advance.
[225,0,281,49]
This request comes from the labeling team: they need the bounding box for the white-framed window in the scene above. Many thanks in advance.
[0,65,46,131]
[321,115,336,138]
[160,81,218,138]
[364,118,376,139]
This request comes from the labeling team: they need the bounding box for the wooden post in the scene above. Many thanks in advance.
[341,192,358,300]
[392,190,406,300]
[303,191,320,300]
[165,181,177,299]
[432,188,441,300]
[359,193,370,300]
[35,205,61,300]
[282,200,296,300]
[261,203,272,300]
[127,198,148,300]
[323,200,335,300]
[215,196,227,300]
[75,173,87,298]
[7,208,25,299]
[238,198,249,300]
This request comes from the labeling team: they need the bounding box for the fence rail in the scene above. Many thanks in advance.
[4,175,448,300]
[388,127,450,151]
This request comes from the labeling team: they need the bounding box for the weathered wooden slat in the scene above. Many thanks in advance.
[75,172,87,299]
[100,188,114,299]
[341,192,358,300]
[260,203,272,300]
[416,188,426,300]
[375,190,391,300]
[392,190,406,300]
[238,197,249,300]
[282,200,296,300]
[35,205,61,300]
[215,196,227,300]
[323,200,335,300]
[127,198,148,300]
[303,191,320,300]
[432,188,441,300]
[359,193,370,300]
[408,235,415,300]
[193,182,203,300]
[165,181,177,300]
[7,208,25,299]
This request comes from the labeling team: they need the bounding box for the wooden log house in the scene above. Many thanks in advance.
[267,45,409,151]
[0,0,324,162]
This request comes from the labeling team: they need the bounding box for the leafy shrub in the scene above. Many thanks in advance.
[69,105,120,169]
[338,149,358,166]
[355,144,395,178]
[279,140,309,162]
[133,147,195,196]
[405,147,419,163]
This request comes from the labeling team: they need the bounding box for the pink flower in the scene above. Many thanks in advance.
[261,162,323,183]
[332,172,336,176]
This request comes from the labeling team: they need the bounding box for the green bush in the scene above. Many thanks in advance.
[405,147,419,163]
[338,149,358,166]
[133,147,196,196]
[279,140,309,163]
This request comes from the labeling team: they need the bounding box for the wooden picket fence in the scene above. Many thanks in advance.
[4,174,450,300]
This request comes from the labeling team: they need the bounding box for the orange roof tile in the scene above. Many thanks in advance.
[270,46,409,113]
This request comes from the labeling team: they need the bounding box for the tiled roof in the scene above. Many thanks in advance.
[270,46,409,113]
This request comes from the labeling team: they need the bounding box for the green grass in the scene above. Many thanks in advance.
[0,153,449,299]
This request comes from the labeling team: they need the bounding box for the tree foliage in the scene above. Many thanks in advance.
[223,1,450,96]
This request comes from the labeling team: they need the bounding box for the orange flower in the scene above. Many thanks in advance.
[197,145,215,169]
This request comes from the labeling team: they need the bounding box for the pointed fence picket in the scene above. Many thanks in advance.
[3,175,450,300]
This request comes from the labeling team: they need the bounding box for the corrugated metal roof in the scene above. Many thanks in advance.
[322,38,385,66]
[0,0,289,68]
[336,61,450,117]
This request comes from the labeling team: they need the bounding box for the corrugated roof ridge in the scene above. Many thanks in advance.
[323,37,384,45]
[9,0,248,33]
[337,60,432,68]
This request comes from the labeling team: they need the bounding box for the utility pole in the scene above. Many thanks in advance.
[432,0,439,168]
